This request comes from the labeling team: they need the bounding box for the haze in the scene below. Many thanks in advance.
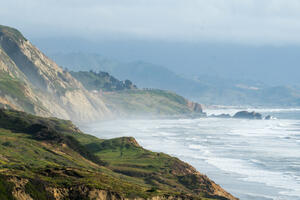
[1,0,300,85]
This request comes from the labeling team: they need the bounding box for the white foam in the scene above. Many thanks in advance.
[206,107,300,117]
[82,112,300,200]
[205,157,300,198]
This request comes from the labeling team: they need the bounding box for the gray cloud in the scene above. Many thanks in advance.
[1,0,300,45]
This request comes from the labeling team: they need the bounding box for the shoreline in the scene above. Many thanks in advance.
[82,115,300,200]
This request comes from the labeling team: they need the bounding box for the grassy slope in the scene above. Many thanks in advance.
[69,70,197,116]
[103,89,192,115]
[0,109,232,200]
[0,72,36,113]
[0,25,26,44]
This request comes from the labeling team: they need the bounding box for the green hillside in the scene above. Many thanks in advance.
[103,89,202,116]
[0,109,236,200]
[69,70,204,117]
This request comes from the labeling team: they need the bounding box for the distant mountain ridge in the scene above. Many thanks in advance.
[50,52,208,97]
[50,52,300,107]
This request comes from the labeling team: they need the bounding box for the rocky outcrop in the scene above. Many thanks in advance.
[7,181,235,200]
[264,115,276,120]
[186,101,203,113]
[233,111,262,119]
[9,177,33,200]
[46,186,192,200]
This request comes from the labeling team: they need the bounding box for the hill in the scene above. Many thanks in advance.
[69,70,204,116]
[102,89,204,116]
[0,108,237,200]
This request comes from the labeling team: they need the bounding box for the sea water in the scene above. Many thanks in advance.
[82,108,300,200]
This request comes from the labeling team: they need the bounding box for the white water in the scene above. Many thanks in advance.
[82,108,300,200]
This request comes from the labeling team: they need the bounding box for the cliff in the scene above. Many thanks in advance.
[0,25,111,122]
[101,89,204,116]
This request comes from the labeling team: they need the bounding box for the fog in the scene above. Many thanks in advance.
[35,38,300,86]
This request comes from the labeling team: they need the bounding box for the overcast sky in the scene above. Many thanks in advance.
[1,0,300,45]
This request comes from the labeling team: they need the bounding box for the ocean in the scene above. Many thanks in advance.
[82,108,300,200]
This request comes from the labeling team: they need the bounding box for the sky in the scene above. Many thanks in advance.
[1,0,300,86]
[1,0,300,45]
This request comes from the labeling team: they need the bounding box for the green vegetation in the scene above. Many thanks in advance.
[103,89,192,115]
[70,70,137,91]
[0,72,36,113]
[70,70,202,116]
[0,25,26,43]
[0,109,233,200]
[0,175,14,200]
[25,179,51,200]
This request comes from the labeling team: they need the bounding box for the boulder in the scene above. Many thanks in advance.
[233,111,262,119]
[264,115,276,120]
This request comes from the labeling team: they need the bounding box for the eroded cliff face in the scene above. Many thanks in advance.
[8,180,236,200]
[0,25,111,122]
[186,100,203,113]
[7,177,205,200]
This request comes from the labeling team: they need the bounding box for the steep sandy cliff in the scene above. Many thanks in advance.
[0,25,111,122]
[0,25,208,121]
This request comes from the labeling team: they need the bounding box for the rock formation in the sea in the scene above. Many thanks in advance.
[264,115,276,120]
[233,111,262,119]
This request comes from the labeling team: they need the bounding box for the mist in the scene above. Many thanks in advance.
[1,1,300,200]
[2,0,300,86]
[33,37,300,86]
